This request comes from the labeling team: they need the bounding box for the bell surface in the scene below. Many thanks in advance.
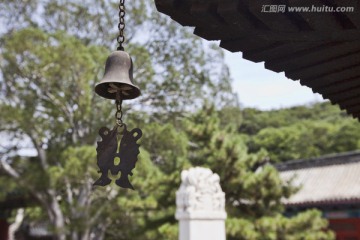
[95,51,141,100]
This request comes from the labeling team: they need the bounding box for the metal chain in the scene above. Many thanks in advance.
[115,99,123,126]
[117,0,126,51]
[115,0,125,124]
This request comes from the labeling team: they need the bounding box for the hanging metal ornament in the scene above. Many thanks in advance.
[94,0,142,190]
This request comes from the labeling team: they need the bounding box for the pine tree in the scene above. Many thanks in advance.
[185,105,334,240]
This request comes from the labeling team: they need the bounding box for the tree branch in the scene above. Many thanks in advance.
[0,157,20,179]
[27,132,49,170]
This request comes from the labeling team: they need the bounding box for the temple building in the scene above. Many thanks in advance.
[277,151,360,240]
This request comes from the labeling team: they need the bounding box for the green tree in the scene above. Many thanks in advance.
[0,1,344,240]
[185,106,334,240]
[0,0,235,238]
[242,102,360,162]
[239,102,351,136]
[330,119,360,153]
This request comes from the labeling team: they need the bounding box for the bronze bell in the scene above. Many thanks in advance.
[95,51,141,100]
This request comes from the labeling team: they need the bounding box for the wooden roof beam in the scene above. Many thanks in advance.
[285,51,360,79]
[300,65,360,88]
[265,42,360,72]
[319,76,360,95]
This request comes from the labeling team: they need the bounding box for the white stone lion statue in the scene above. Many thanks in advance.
[176,167,225,214]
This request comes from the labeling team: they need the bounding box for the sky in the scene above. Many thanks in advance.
[224,50,326,110]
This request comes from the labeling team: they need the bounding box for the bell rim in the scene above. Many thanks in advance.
[95,82,141,100]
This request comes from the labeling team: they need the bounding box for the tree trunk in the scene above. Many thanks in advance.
[8,208,24,240]
[49,195,66,240]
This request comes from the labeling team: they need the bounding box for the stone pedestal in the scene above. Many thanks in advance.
[176,167,227,240]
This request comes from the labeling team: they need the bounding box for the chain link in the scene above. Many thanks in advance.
[115,99,123,126]
[117,0,126,51]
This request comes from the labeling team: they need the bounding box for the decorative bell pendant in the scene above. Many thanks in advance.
[93,51,143,189]
[93,0,143,190]
[95,51,141,100]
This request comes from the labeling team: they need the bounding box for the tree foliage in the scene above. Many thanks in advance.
[0,1,235,239]
[243,103,360,162]
[186,105,334,240]
[0,1,350,240]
